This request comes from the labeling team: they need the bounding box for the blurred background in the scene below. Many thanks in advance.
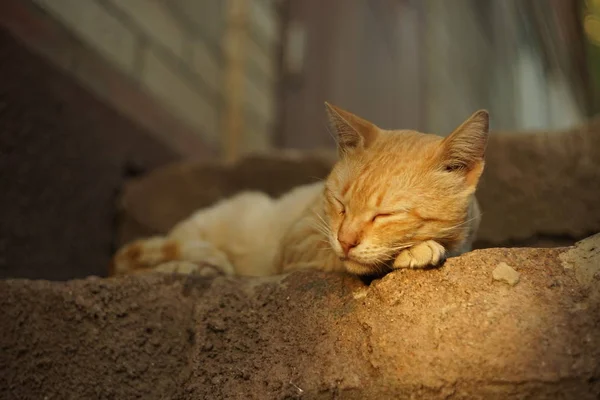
[5,0,600,158]
[1,0,599,279]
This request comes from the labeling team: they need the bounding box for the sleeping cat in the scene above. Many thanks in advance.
[110,103,488,277]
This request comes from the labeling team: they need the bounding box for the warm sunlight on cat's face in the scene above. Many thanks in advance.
[321,103,488,275]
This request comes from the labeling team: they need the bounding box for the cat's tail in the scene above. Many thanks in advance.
[109,236,234,277]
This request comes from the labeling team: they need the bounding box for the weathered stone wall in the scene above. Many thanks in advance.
[1,235,599,399]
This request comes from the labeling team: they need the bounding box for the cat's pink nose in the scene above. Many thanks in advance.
[338,233,359,256]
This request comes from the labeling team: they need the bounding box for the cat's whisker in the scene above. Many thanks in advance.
[309,222,329,234]
[439,216,479,232]
[310,224,331,240]
[312,221,330,234]
[312,211,330,230]
[387,243,417,252]
[308,217,330,232]
[310,212,333,240]
[371,258,390,275]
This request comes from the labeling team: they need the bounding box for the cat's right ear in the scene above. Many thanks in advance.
[325,102,378,156]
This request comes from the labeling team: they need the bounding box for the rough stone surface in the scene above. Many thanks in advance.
[492,262,520,286]
[2,236,599,399]
[559,232,600,291]
[476,122,600,247]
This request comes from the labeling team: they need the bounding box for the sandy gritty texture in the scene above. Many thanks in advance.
[1,234,599,399]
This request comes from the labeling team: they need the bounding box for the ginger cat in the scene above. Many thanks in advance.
[110,103,488,278]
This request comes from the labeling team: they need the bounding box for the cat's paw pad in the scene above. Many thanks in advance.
[393,240,446,269]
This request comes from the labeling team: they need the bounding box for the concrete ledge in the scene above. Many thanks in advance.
[2,235,599,399]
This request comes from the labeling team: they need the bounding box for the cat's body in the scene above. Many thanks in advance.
[111,182,336,277]
[111,104,489,278]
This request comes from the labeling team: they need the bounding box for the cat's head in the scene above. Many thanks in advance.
[323,102,489,275]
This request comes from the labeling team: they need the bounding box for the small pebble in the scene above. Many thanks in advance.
[492,262,520,286]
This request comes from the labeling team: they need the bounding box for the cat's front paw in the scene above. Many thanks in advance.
[393,240,446,269]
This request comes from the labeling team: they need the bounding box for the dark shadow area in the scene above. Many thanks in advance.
[0,29,179,280]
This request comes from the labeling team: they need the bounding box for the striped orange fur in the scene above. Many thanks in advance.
[111,103,488,277]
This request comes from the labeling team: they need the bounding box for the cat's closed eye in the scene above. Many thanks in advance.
[371,213,394,222]
[333,197,345,215]
[372,209,410,222]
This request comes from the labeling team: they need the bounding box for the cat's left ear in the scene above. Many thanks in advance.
[441,110,489,186]
[325,102,378,155]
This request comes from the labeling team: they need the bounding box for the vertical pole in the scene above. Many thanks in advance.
[221,0,248,163]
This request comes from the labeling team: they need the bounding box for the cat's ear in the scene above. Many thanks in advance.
[441,110,489,185]
[325,102,378,155]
